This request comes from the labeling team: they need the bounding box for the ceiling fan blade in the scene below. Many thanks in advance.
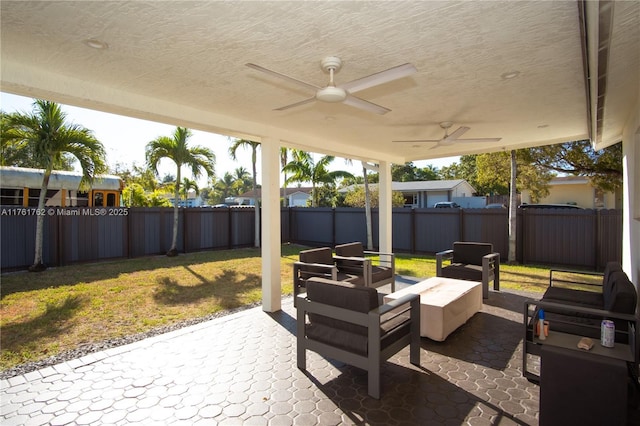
[451,138,503,143]
[246,63,320,92]
[339,63,417,94]
[443,126,470,142]
[392,139,440,143]
[343,95,391,115]
[274,97,316,111]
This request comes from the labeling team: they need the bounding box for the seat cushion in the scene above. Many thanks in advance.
[542,287,604,308]
[306,278,379,336]
[306,323,368,355]
[440,263,483,282]
[371,265,393,282]
[452,242,493,265]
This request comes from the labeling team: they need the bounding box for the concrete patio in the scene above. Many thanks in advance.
[1,277,548,426]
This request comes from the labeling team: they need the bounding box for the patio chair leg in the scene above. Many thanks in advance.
[368,368,381,399]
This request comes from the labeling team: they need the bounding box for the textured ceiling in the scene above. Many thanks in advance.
[1,1,637,164]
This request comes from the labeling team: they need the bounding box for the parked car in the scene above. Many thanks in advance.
[434,201,460,208]
[485,203,507,209]
[518,203,583,209]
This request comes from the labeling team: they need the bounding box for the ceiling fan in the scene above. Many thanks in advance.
[393,121,502,147]
[246,56,416,115]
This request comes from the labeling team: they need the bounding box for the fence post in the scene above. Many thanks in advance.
[411,208,416,254]
[332,208,336,247]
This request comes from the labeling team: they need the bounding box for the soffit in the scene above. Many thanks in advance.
[0,1,626,163]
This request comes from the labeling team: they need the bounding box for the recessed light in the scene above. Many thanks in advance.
[412,145,421,148]
[501,71,520,80]
[84,38,108,50]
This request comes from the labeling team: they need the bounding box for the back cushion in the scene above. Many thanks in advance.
[306,277,379,335]
[299,247,334,276]
[602,262,623,300]
[335,242,364,257]
[452,242,493,265]
[334,242,365,272]
[604,271,637,314]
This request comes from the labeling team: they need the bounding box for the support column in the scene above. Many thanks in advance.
[378,160,392,254]
[260,138,282,312]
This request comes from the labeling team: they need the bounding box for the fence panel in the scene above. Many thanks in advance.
[290,207,334,246]
[392,208,413,253]
[597,209,623,268]
[0,206,623,271]
[462,209,509,260]
[414,209,461,253]
[334,208,366,245]
[520,209,597,268]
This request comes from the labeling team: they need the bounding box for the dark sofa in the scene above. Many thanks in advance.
[523,262,639,382]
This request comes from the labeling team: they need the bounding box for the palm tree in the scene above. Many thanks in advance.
[146,127,215,256]
[6,100,107,271]
[229,138,261,247]
[283,150,354,207]
[181,177,199,202]
[232,166,252,194]
[214,172,237,203]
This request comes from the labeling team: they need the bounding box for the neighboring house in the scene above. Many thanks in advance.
[340,180,479,208]
[167,191,204,208]
[521,176,621,209]
[236,187,313,207]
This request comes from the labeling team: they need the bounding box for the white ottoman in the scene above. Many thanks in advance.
[384,277,482,341]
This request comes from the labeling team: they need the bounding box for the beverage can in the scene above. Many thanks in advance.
[601,320,615,348]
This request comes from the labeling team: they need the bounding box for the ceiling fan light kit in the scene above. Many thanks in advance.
[316,86,346,103]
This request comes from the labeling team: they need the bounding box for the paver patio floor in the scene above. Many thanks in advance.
[2,282,543,425]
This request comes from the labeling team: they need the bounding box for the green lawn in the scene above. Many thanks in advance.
[1,245,550,371]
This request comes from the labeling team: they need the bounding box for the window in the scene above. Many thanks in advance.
[0,188,23,205]
[106,193,116,207]
[93,191,104,207]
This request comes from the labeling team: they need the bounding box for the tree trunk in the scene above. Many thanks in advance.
[29,169,51,272]
[252,158,260,248]
[508,150,517,263]
[167,167,181,256]
[363,165,373,250]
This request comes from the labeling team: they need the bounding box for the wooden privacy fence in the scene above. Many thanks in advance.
[1,206,622,271]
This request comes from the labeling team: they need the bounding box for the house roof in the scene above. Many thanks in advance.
[339,180,474,193]
[548,176,591,185]
[1,1,636,163]
[238,187,313,199]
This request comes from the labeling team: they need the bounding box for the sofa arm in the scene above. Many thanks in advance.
[436,249,454,276]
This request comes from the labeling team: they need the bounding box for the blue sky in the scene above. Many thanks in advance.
[1,92,456,187]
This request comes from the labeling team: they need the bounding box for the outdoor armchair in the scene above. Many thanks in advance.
[293,247,364,306]
[436,241,500,299]
[334,242,396,293]
[296,277,421,399]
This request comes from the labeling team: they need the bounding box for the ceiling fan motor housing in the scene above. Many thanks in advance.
[316,86,347,102]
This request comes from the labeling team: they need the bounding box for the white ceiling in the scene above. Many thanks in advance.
[1,1,638,165]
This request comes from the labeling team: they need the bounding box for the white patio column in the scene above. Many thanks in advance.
[260,138,281,312]
[378,160,392,254]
